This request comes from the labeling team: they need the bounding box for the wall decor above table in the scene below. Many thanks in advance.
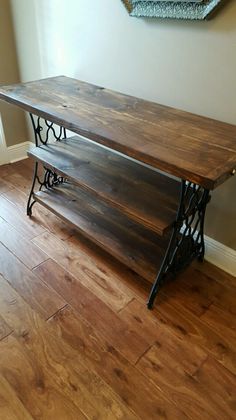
[122,0,226,20]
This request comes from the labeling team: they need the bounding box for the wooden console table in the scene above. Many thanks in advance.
[0,76,235,308]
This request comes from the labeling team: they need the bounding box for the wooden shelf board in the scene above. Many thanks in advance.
[29,136,180,236]
[34,183,168,282]
[1,76,236,189]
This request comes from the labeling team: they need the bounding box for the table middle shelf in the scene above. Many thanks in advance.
[33,182,169,282]
[29,135,181,236]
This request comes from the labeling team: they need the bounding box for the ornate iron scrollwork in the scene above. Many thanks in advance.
[27,164,65,216]
[147,180,210,309]
[38,167,64,191]
[27,114,67,216]
[30,113,67,146]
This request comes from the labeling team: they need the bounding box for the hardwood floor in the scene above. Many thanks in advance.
[0,158,235,419]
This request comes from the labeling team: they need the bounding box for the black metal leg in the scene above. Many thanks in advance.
[147,180,210,309]
[26,113,67,217]
[27,161,38,216]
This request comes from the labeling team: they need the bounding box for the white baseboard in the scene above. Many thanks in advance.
[204,235,236,277]
[7,141,34,163]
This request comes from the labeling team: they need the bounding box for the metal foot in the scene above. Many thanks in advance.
[148,180,210,308]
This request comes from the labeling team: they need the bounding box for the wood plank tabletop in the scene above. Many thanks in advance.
[0,76,235,189]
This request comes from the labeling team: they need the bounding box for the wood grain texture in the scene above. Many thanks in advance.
[2,186,77,240]
[33,232,134,312]
[152,298,236,375]
[0,276,141,420]
[33,258,151,364]
[0,195,45,240]
[0,219,48,269]
[33,183,168,281]
[0,315,12,341]
[29,135,180,235]
[1,76,236,189]
[0,159,235,419]
[48,305,186,420]
[0,179,12,194]
[0,374,33,420]
[0,244,66,320]
[138,347,236,420]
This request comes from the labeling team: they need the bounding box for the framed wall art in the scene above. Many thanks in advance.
[122,0,227,20]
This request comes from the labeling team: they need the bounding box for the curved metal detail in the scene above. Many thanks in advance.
[27,113,67,217]
[40,167,64,190]
[27,164,65,217]
[30,113,67,146]
[147,180,210,309]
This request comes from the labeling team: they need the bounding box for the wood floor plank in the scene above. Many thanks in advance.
[0,220,48,269]
[3,171,33,195]
[33,258,150,364]
[10,158,35,179]
[193,356,236,419]
[178,266,236,317]
[0,336,87,420]
[0,246,66,320]
[120,298,236,376]
[200,304,236,347]
[0,178,13,194]
[1,187,27,209]
[68,233,151,302]
[33,231,135,312]
[120,299,211,377]
[119,293,228,413]
[49,305,187,419]
[193,260,236,292]
[138,345,235,420]
[0,276,140,420]
[0,163,15,178]
[120,298,201,354]
[2,187,77,240]
[0,315,12,341]
[151,298,236,375]
[0,195,45,240]
[0,374,33,420]
[160,267,213,317]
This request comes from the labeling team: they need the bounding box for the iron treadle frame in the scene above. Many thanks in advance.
[147,181,210,309]
[26,114,67,216]
[27,113,210,309]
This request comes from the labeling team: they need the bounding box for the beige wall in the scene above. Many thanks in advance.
[0,0,28,147]
[11,0,236,249]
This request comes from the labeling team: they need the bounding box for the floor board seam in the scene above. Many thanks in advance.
[0,329,14,342]
[45,303,69,322]
[31,257,50,271]
[134,342,154,366]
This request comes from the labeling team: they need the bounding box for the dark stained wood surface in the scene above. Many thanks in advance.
[29,136,180,235]
[0,76,236,189]
[0,159,236,419]
[34,182,168,281]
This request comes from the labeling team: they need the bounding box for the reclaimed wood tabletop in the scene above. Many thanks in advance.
[0,76,235,189]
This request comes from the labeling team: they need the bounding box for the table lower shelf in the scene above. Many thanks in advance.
[33,182,169,282]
